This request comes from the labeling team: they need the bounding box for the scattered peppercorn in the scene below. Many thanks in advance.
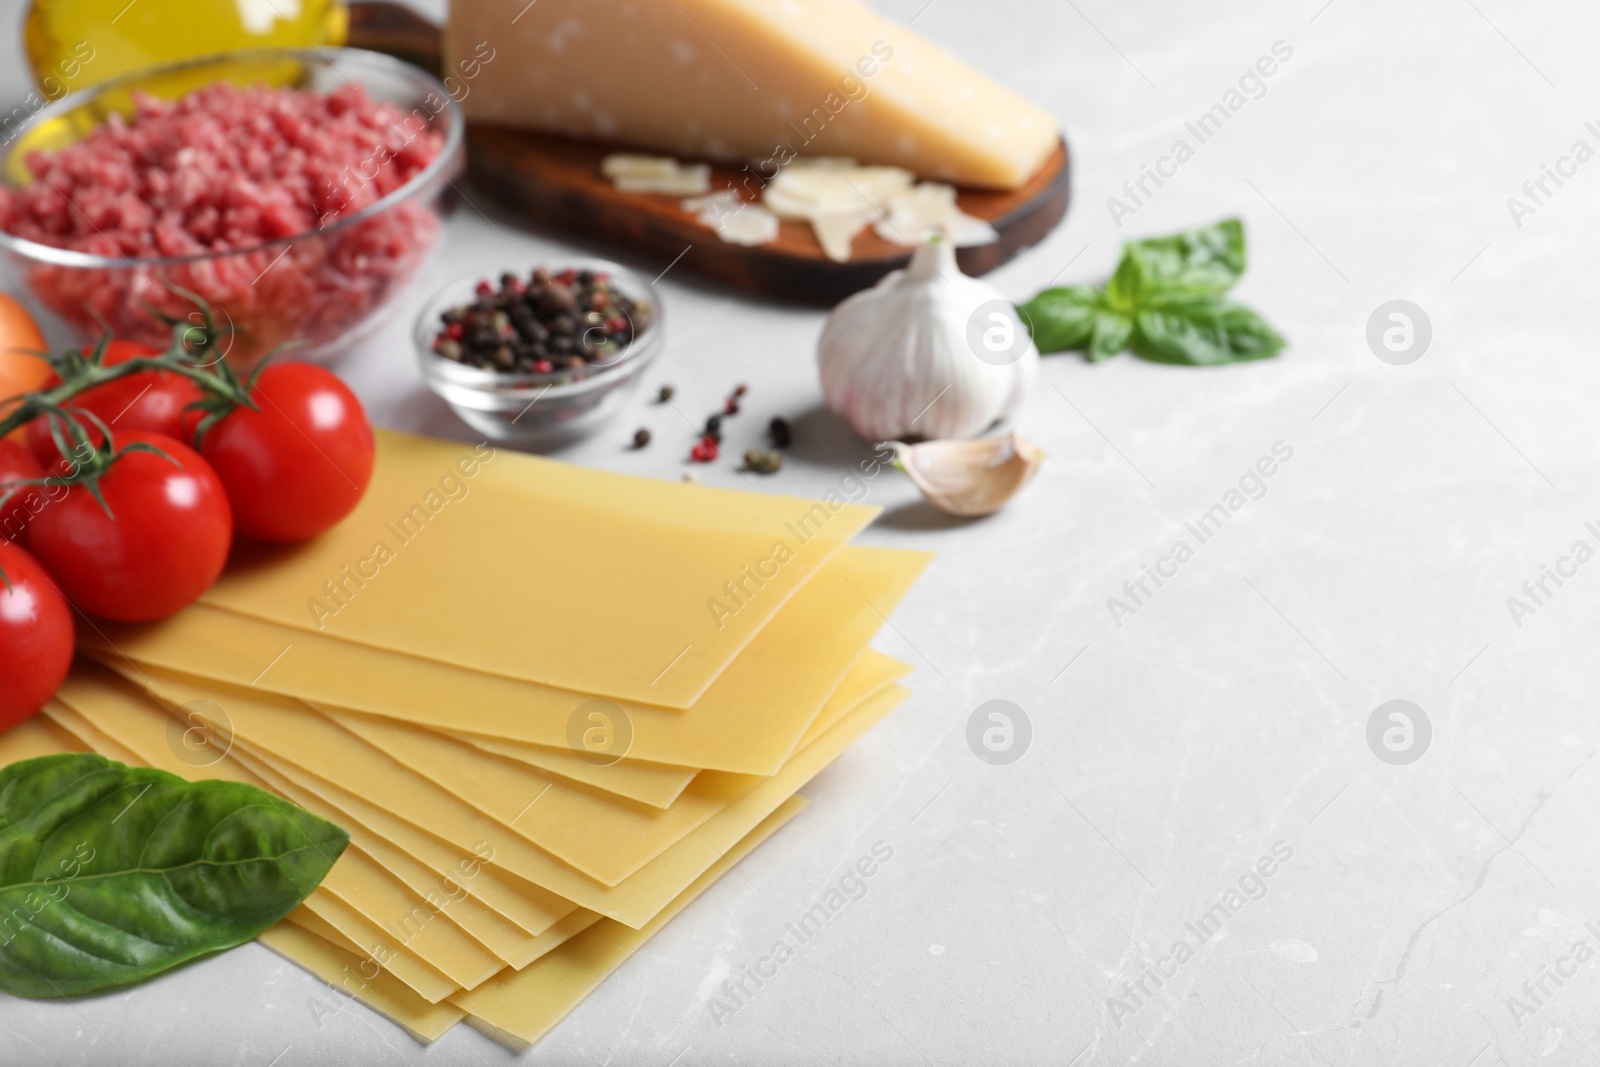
[657,385,675,403]
[689,435,719,463]
[768,417,792,449]
[733,383,748,398]
[431,268,651,377]
[724,397,740,416]
[705,414,722,437]
[744,449,783,474]
[633,428,651,449]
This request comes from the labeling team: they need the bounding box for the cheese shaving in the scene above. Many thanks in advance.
[681,190,779,246]
[601,153,710,195]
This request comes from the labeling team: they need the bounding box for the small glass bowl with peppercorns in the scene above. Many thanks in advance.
[415,259,662,448]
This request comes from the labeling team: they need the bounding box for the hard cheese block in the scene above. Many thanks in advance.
[447,0,1059,189]
[199,430,878,708]
[88,546,931,774]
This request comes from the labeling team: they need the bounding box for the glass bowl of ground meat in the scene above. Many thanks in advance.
[0,48,464,366]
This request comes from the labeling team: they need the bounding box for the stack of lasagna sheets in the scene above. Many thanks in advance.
[1,430,928,1047]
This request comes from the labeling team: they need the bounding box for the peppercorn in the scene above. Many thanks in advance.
[432,268,648,375]
[744,449,782,474]
[705,414,722,436]
[768,416,792,449]
[658,385,675,403]
[633,428,651,449]
[536,284,577,315]
[733,384,748,398]
[724,397,740,416]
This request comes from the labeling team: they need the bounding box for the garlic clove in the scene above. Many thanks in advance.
[884,432,1045,517]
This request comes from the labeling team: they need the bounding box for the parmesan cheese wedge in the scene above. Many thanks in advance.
[449,0,1059,189]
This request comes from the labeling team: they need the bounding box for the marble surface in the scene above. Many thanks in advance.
[5,0,1600,1063]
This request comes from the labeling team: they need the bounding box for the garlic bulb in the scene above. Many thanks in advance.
[886,433,1045,517]
[818,238,1038,441]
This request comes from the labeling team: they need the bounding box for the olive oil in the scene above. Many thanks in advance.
[23,0,348,93]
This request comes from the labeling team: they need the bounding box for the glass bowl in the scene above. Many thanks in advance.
[415,260,664,450]
[0,47,464,366]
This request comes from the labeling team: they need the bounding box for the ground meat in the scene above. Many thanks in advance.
[0,82,450,361]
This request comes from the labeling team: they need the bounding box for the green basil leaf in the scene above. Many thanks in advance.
[1104,248,1147,313]
[1016,286,1101,353]
[1127,218,1246,301]
[1088,311,1135,362]
[0,753,347,998]
[1131,300,1286,365]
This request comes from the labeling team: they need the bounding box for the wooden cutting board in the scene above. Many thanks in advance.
[347,1,1071,304]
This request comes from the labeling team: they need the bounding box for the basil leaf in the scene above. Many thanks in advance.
[1104,249,1147,312]
[1126,218,1245,299]
[0,753,347,998]
[1088,311,1135,362]
[1016,286,1101,353]
[1131,300,1286,366]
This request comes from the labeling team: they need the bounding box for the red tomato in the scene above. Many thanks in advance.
[23,341,203,467]
[0,439,45,541]
[200,362,373,542]
[0,539,73,729]
[27,431,232,622]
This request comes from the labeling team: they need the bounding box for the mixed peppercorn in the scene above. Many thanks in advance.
[632,384,790,473]
[431,268,650,376]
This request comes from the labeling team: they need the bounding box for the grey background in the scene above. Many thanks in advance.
[3,0,1599,1063]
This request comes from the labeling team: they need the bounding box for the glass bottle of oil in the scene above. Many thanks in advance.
[23,0,349,95]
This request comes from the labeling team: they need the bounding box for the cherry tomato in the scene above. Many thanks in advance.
[0,539,73,729]
[200,362,373,543]
[24,341,203,467]
[27,431,232,622]
[0,439,45,541]
[0,293,49,445]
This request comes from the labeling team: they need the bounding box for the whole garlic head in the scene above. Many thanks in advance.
[818,238,1037,441]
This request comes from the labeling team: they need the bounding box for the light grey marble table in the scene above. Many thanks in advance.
[3,0,1598,1063]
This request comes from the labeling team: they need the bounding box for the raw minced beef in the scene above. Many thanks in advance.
[0,82,450,361]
